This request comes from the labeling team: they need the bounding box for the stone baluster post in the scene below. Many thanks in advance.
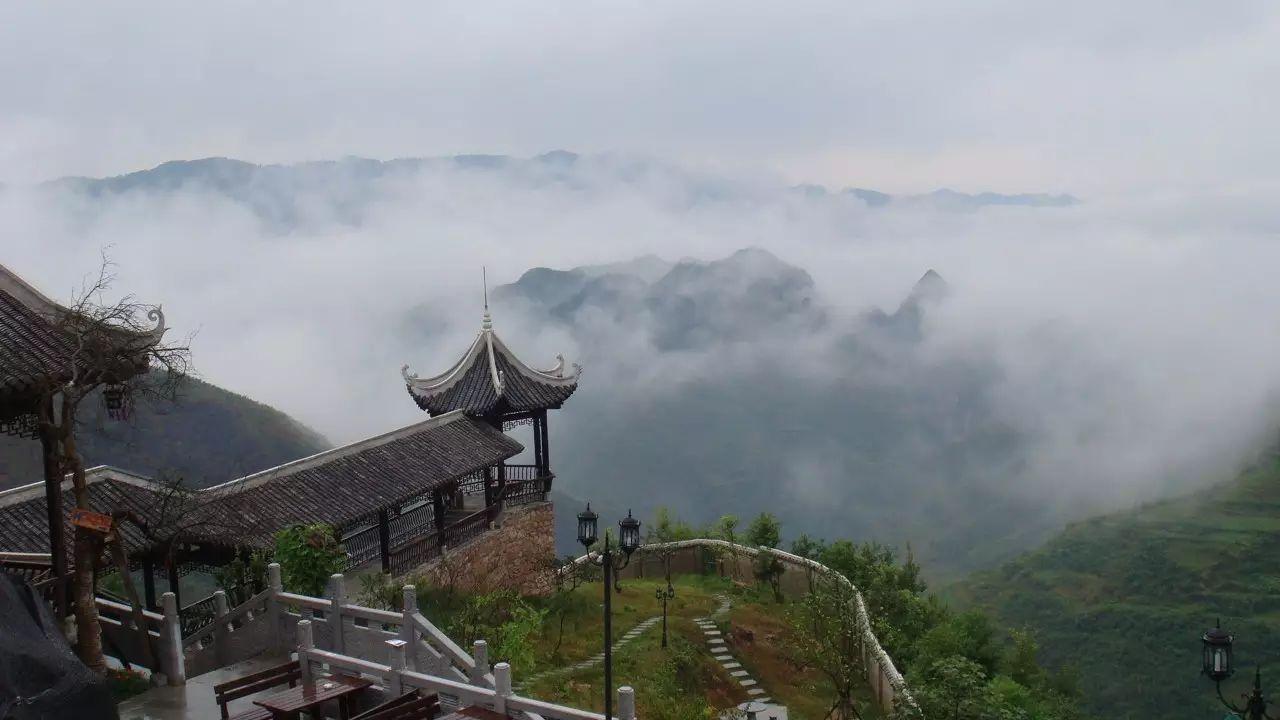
[297,619,315,685]
[328,573,345,656]
[618,686,636,720]
[267,563,284,651]
[160,591,186,686]
[493,662,511,714]
[471,640,490,686]
[399,585,417,671]
[386,639,407,696]
[213,589,230,666]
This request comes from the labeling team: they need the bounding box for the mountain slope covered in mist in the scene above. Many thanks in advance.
[949,451,1280,719]
[40,154,1077,231]
[485,248,1055,576]
[0,375,330,491]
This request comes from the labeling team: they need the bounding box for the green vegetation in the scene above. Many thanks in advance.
[273,524,346,597]
[0,373,329,491]
[950,458,1280,719]
[361,508,1079,720]
[790,537,1080,720]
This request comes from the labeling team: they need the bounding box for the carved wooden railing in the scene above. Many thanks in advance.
[179,593,222,637]
[388,531,442,576]
[390,503,437,544]
[343,523,383,569]
[346,468,550,574]
[501,464,545,482]
[442,507,490,548]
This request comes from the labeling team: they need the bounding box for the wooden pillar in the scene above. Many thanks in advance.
[482,466,493,508]
[142,557,157,610]
[37,397,68,618]
[540,409,551,481]
[378,509,391,574]
[532,414,544,475]
[494,458,504,509]
[431,489,447,544]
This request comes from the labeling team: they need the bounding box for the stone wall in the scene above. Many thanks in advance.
[409,501,556,596]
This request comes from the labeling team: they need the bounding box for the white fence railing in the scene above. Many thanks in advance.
[185,563,633,720]
[95,591,185,685]
[181,541,916,718]
[562,538,919,716]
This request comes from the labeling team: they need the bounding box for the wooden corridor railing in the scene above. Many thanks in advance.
[343,471,551,575]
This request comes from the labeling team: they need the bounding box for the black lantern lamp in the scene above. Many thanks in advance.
[579,502,642,720]
[1203,620,1234,682]
[577,504,599,548]
[102,383,128,420]
[619,509,641,556]
[1200,619,1270,720]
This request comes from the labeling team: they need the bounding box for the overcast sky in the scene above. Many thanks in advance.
[2,1,1277,194]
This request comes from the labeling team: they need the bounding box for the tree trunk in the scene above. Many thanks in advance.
[37,401,69,621]
[72,526,106,673]
[62,398,108,674]
[107,533,157,670]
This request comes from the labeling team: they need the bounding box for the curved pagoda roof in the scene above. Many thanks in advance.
[402,309,580,417]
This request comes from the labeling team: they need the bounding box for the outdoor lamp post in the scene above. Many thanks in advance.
[655,581,676,648]
[1200,620,1271,720]
[578,504,641,720]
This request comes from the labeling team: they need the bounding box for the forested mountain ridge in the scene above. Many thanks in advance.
[0,375,330,491]
[32,154,1077,232]
[948,452,1280,719]
[484,249,1057,578]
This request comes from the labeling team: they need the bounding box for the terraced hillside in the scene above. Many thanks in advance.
[951,456,1280,719]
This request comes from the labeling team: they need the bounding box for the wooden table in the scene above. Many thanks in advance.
[436,706,509,720]
[253,675,373,719]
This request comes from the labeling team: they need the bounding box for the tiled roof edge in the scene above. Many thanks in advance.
[202,409,477,494]
[0,465,156,509]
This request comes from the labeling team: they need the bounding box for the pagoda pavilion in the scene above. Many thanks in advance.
[401,306,579,511]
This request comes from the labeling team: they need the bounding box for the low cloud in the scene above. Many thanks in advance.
[5,156,1280,567]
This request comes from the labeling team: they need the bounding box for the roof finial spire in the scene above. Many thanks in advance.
[482,266,493,331]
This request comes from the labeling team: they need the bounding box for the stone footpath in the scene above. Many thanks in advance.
[514,615,661,689]
[695,594,772,703]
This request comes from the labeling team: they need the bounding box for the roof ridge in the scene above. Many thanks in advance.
[401,332,485,392]
[488,331,581,386]
[0,262,166,345]
[203,409,471,495]
[0,465,150,509]
[0,262,71,319]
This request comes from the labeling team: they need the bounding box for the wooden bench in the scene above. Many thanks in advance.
[213,659,302,720]
[351,690,441,720]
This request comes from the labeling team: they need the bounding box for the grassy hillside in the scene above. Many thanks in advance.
[951,455,1280,719]
[359,573,879,720]
[0,374,330,490]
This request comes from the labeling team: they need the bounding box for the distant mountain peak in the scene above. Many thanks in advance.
[535,150,580,166]
[906,268,949,306]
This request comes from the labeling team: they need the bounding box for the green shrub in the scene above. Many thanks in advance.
[273,524,346,597]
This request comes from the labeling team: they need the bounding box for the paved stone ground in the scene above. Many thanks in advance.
[118,654,293,720]
[695,594,773,703]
